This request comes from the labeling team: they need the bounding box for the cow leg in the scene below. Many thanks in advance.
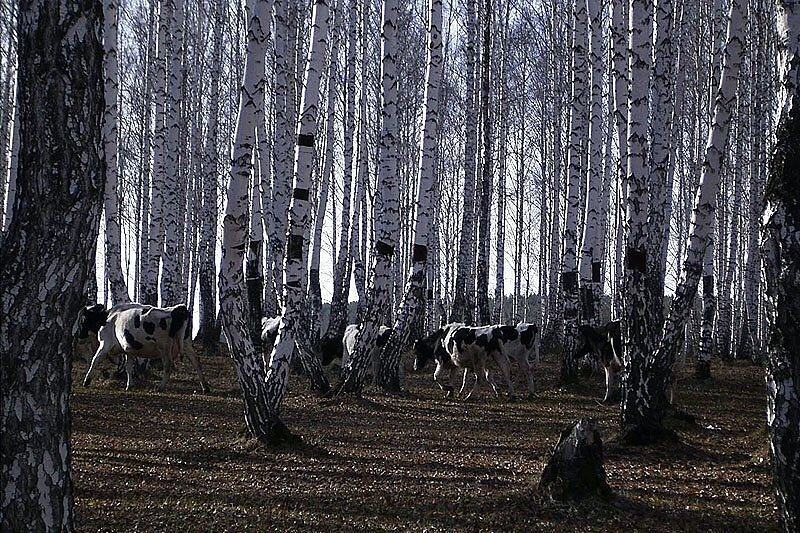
[433,362,454,398]
[185,346,210,393]
[158,353,172,392]
[494,352,515,400]
[124,355,136,391]
[518,354,536,398]
[83,342,111,387]
[602,365,621,404]
[464,362,485,401]
[483,367,501,399]
[457,368,476,399]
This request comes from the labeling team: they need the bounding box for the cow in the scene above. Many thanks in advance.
[495,323,540,397]
[318,324,393,383]
[80,303,210,393]
[413,323,515,400]
[576,320,622,403]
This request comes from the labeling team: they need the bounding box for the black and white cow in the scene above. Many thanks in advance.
[495,323,540,396]
[576,320,622,403]
[80,303,209,393]
[413,323,515,400]
[318,324,393,383]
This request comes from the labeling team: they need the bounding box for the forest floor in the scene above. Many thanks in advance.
[71,348,777,532]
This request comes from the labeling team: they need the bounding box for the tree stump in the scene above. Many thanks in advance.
[538,418,612,502]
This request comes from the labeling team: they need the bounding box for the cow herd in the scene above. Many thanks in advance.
[76,302,623,403]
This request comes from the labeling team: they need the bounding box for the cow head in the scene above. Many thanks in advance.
[317,336,344,366]
[78,304,108,339]
[413,328,443,371]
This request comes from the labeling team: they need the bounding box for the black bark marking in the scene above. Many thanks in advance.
[703,274,715,296]
[626,247,647,272]
[412,244,428,262]
[288,234,304,260]
[592,261,602,282]
[292,188,309,201]
[375,240,395,257]
[297,133,315,147]
[562,271,578,292]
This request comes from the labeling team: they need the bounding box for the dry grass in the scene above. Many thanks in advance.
[71,351,777,532]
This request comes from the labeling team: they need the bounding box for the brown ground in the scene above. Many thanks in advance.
[71,351,777,532]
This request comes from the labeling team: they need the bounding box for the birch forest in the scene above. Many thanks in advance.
[1,0,800,530]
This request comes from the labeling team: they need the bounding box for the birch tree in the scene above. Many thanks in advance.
[621,0,745,442]
[578,0,604,327]
[560,0,589,383]
[450,0,478,325]
[476,0,493,326]
[761,1,800,528]
[644,0,677,350]
[377,0,443,390]
[103,0,130,305]
[142,0,172,306]
[339,0,400,393]
[219,0,330,444]
[0,2,104,528]
[160,0,185,306]
[198,0,225,354]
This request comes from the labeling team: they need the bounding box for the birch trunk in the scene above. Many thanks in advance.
[263,0,331,398]
[142,0,172,306]
[339,0,400,393]
[219,0,324,446]
[761,3,800,528]
[270,0,295,310]
[309,7,340,342]
[0,41,14,235]
[160,0,186,306]
[619,0,654,437]
[560,0,589,383]
[611,0,628,320]
[240,0,271,347]
[198,0,225,354]
[476,0,493,326]
[377,0,442,391]
[578,0,604,327]
[102,0,129,305]
[621,0,744,442]
[644,0,677,349]
[450,0,478,325]
[0,2,104,528]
